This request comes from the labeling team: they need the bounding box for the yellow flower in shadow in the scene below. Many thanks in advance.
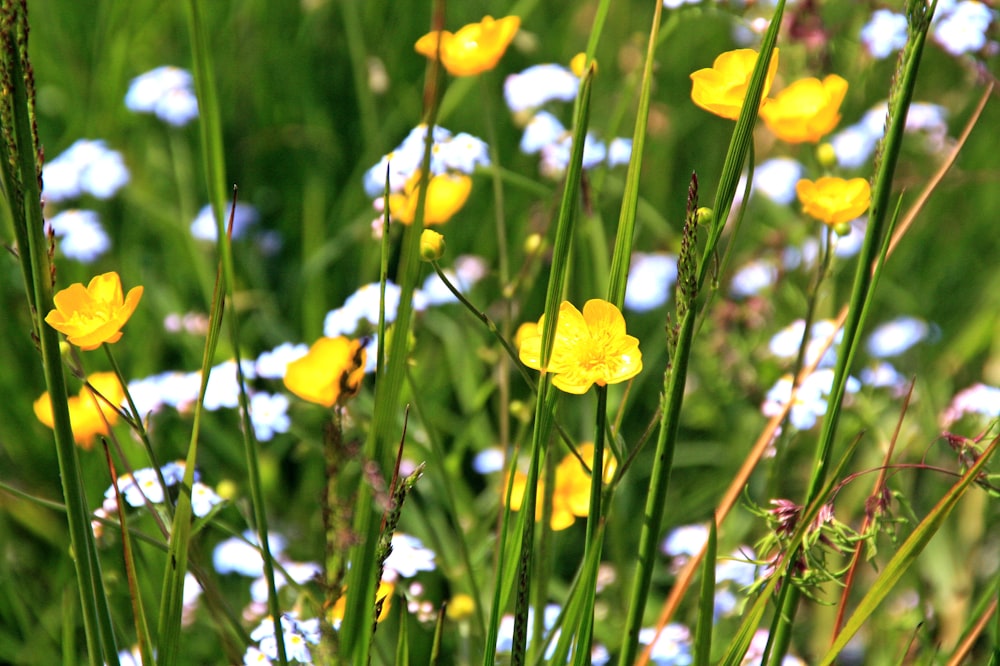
[690,48,779,120]
[34,371,125,449]
[45,272,143,350]
[415,15,520,77]
[518,299,642,395]
[329,579,395,625]
[796,176,871,230]
[762,75,848,143]
[387,170,472,225]
[283,337,366,407]
[505,443,617,531]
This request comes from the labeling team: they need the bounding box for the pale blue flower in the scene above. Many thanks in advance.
[934,1,994,55]
[43,139,129,202]
[190,202,259,241]
[420,254,488,306]
[753,157,804,205]
[866,316,931,358]
[255,342,309,380]
[497,604,561,658]
[504,64,579,113]
[769,319,842,369]
[664,0,701,7]
[363,124,484,197]
[384,534,436,578]
[829,123,880,168]
[859,360,907,390]
[624,253,678,312]
[540,132,607,178]
[213,530,286,577]
[662,524,709,559]
[191,482,223,518]
[125,66,199,126]
[473,447,505,474]
[250,562,321,603]
[250,615,319,663]
[860,9,909,59]
[203,359,257,411]
[437,132,491,174]
[47,209,110,262]
[607,137,633,167]
[249,392,291,442]
[762,369,861,430]
[520,111,565,154]
[638,624,693,666]
[730,259,778,298]
[323,281,428,337]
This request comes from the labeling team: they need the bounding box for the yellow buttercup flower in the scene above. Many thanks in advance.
[45,272,143,351]
[796,177,871,230]
[34,371,125,449]
[505,443,617,531]
[690,48,779,120]
[518,299,642,395]
[283,337,366,407]
[387,170,472,225]
[414,15,520,77]
[761,74,848,143]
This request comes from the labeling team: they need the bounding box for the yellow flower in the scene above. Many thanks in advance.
[518,299,642,394]
[795,177,871,229]
[505,443,617,531]
[419,229,446,261]
[34,371,125,449]
[761,74,848,143]
[414,15,521,77]
[283,337,366,407]
[45,272,143,351]
[329,579,395,625]
[387,170,472,226]
[690,48,779,120]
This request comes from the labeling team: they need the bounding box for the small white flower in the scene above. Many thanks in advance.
[866,316,931,358]
[384,534,436,578]
[625,253,678,312]
[753,158,804,205]
[191,482,223,518]
[860,10,909,59]
[190,202,259,241]
[249,392,291,442]
[255,343,309,380]
[46,209,111,262]
[125,66,199,126]
[213,531,286,577]
[504,64,579,113]
[730,259,778,298]
[43,139,129,202]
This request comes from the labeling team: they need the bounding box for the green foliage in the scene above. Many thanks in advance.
[2,0,1000,664]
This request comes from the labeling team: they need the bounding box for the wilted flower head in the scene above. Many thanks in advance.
[283,336,367,407]
[415,15,521,76]
[45,272,143,350]
[690,48,779,120]
[34,372,126,449]
[796,176,871,230]
[519,299,642,394]
[761,74,848,143]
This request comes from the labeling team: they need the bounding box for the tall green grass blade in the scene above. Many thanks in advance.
[820,437,999,665]
[693,519,717,666]
[606,0,662,309]
[1,4,117,662]
[768,3,938,659]
[341,8,447,658]
[509,64,594,666]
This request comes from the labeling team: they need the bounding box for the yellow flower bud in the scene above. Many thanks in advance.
[696,207,714,226]
[420,229,446,261]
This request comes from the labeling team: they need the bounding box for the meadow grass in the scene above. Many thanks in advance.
[2,0,1000,664]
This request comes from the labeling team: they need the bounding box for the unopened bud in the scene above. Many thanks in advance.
[420,229,445,261]
[816,142,837,169]
[696,207,714,226]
